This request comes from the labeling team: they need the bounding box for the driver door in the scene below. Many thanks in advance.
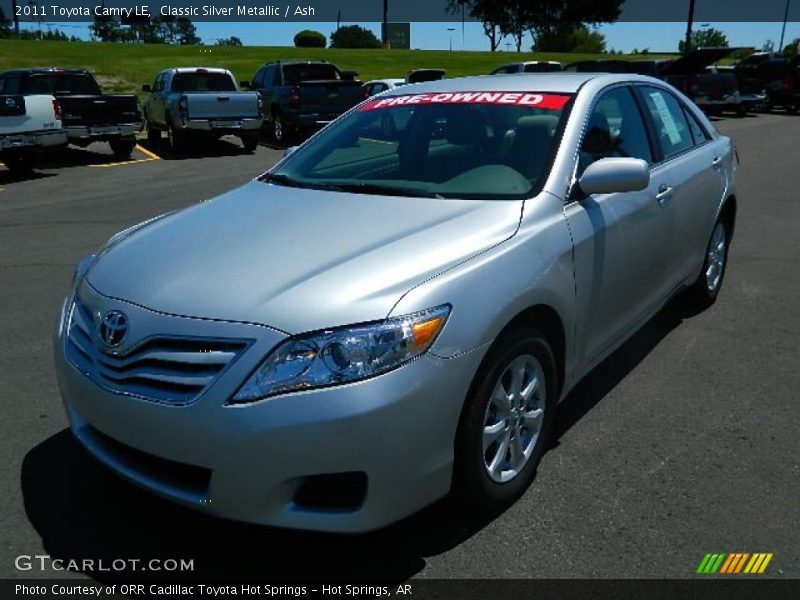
[564,85,674,370]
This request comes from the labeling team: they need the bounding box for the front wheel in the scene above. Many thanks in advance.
[145,119,161,144]
[167,120,185,155]
[452,329,556,512]
[684,216,730,310]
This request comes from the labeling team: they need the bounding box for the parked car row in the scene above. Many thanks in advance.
[2,49,797,176]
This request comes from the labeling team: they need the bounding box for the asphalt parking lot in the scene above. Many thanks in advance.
[0,115,798,581]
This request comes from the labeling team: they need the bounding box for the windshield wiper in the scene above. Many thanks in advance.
[314,182,443,199]
[261,173,305,188]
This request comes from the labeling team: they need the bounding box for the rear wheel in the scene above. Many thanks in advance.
[272,109,287,145]
[2,151,34,175]
[109,137,136,160]
[684,215,731,310]
[241,134,259,153]
[167,119,185,155]
[452,328,556,512]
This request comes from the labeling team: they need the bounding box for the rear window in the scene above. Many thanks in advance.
[22,73,101,95]
[171,72,237,92]
[268,91,573,200]
[283,64,341,84]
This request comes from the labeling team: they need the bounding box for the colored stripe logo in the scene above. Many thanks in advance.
[696,553,773,574]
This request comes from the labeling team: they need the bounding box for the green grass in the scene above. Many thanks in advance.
[0,39,675,97]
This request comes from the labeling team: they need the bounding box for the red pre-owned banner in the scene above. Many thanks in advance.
[360,92,572,111]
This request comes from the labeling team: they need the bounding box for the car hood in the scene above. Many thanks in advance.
[86,181,523,333]
[660,47,738,76]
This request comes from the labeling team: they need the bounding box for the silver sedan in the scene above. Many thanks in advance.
[54,73,737,532]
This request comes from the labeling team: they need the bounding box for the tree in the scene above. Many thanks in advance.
[448,0,508,51]
[533,24,605,53]
[0,8,11,39]
[782,38,800,58]
[451,0,622,53]
[176,17,200,45]
[90,13,120,42]
[294,29,326,48]
[216,36,243,47]
[679,27,729,53]
[330,25,380,49]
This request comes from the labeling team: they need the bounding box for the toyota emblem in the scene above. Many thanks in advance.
[98,310,129,347]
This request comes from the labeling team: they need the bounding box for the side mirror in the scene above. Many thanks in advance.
[340,70,359,81]
[578,157,650,195]
[141,84,151,93]
[240,80,251,89]
[283,146,299,158]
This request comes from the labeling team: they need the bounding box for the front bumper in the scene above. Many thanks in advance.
[65,123,142,141]
[180,118,263,134]
[54,285,483,533]
[0,129,67,150]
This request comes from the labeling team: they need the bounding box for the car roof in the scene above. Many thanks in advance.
[365,79,406,85]
[171,67,231,74]
[380,72,644,96]
[0,67,90,75]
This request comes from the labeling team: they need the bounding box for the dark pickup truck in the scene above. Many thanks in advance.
[0,68,142,159]
[248,60,362,144]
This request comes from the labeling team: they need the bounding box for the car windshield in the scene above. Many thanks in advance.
[283,64,341,83]
[266,91,573,200]
[172,72,237,92]
[24,73,101,95]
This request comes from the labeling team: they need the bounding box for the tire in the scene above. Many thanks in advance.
[166,119,184,155]
[271,109,286,145]
[452,328,557,512]
[109,137,136,160]
[241,134,259,153]
[146,119,161,144]
[684,214,732,311]
[735,105,747,118]
[787,104,798,115]
[2,151,34,175]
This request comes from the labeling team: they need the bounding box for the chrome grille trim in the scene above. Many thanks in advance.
[65,296,251,406]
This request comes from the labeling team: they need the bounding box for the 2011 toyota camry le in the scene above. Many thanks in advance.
[54,73,738,533]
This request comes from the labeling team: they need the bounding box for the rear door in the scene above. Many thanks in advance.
[565,85,673,367]
[635,85,727,283]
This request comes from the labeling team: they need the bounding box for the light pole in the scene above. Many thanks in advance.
[447,27,455,51]
[11,0,20,38]
[684,0,696,53]
[779,0,791,53]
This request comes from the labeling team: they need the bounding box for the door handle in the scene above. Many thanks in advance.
[656,184,673,207]
[712,156,723,170]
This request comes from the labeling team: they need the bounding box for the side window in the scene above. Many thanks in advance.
[638,86,694,160]
[266,66,279,86]
[580,86,653,172]
[252,68,264,87]
[684,107,711,145]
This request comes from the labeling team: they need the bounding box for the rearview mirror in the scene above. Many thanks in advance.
[578,157,650,195]
[141,84,151,93]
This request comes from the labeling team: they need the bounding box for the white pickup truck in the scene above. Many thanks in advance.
[1,94,67,173]
[142,67,263,154]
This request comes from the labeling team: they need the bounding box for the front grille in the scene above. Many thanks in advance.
[87,425,211,497]
[65,297,249,405]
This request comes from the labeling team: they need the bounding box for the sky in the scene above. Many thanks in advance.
[17,20,800,53]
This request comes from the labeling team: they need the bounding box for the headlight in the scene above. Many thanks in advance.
[72,253,96,285]
[231,305,451,403]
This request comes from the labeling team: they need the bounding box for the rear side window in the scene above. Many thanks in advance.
[172,72,237,92]
[638,87,694,160]
[283,64,340,84]
[22,73,101,95]
[580,86,653,172]
[684,108,711,145]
